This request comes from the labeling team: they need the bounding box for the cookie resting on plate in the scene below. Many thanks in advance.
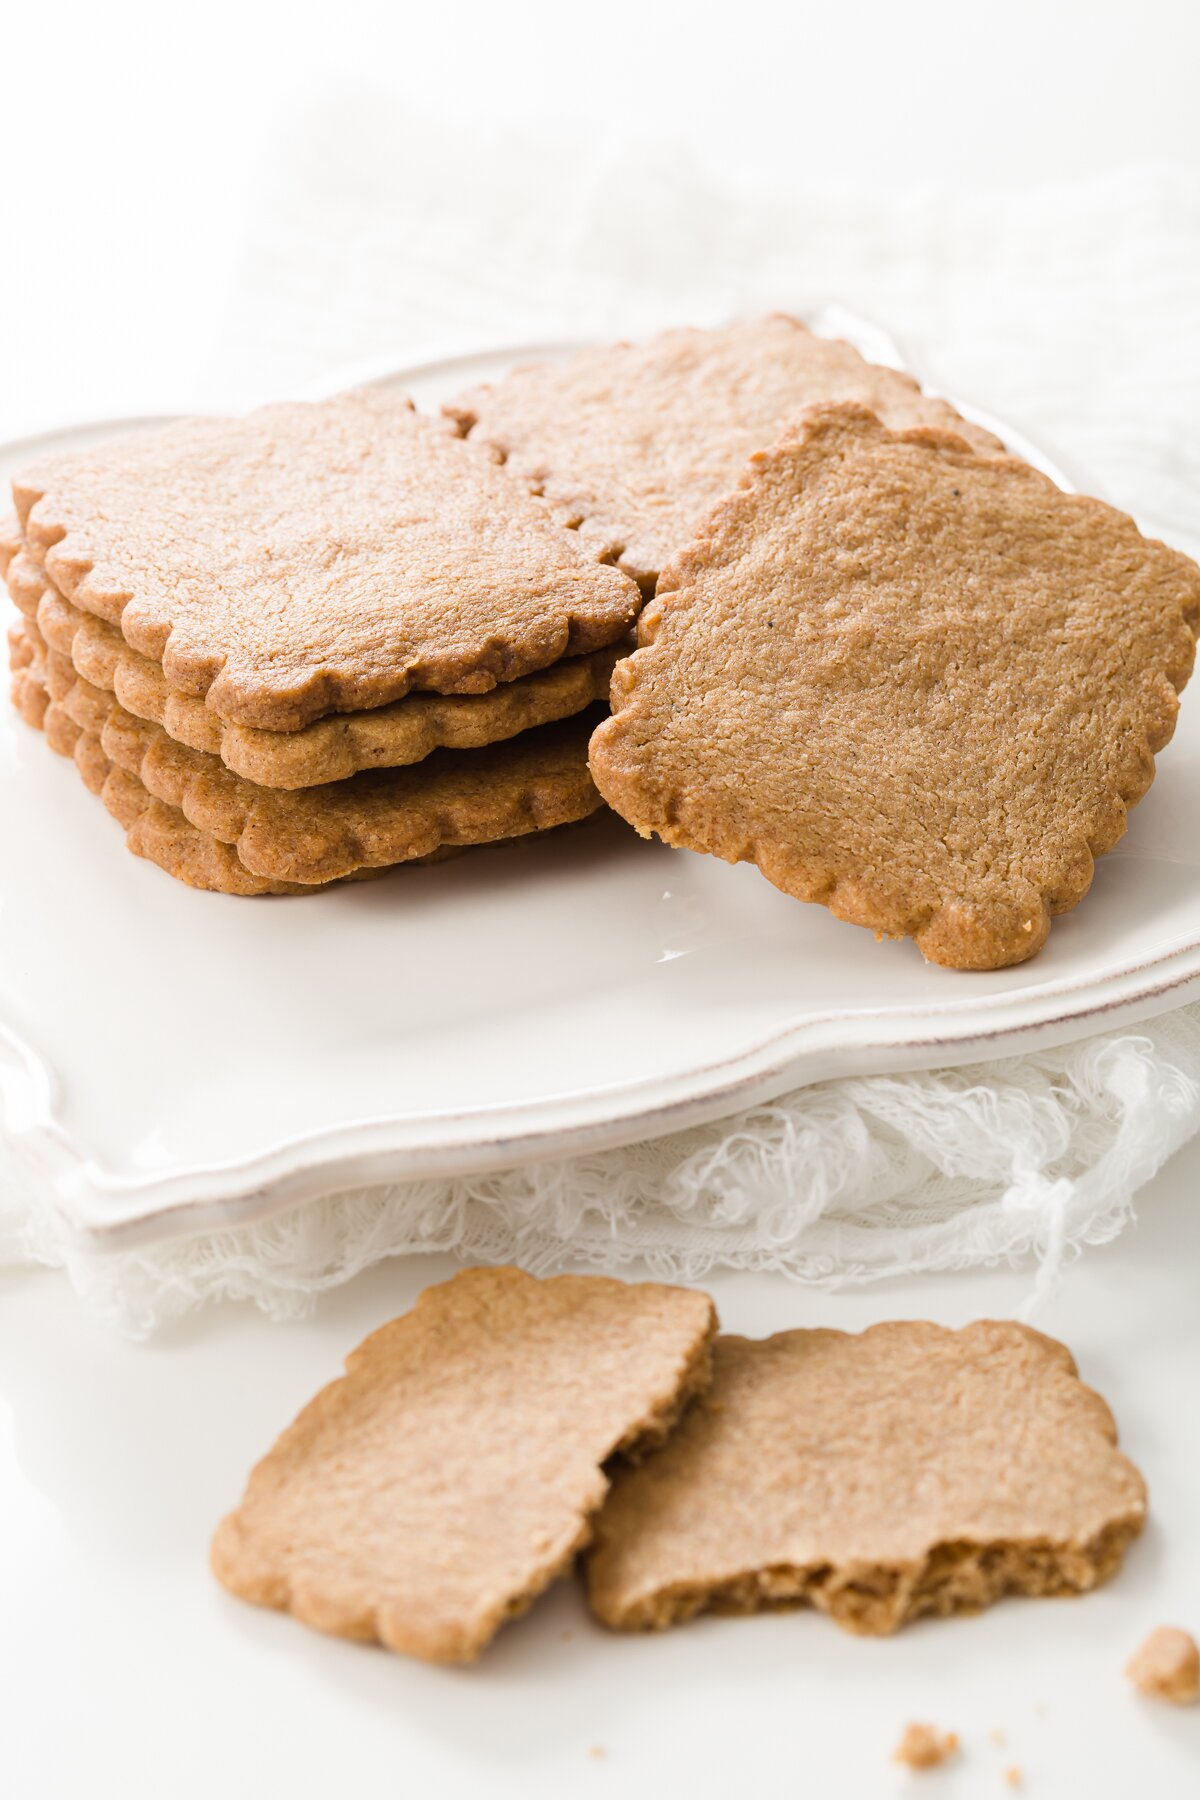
[19,567,621,789]
[11,630,606,895]
[588,404,1200,969]
[446,314,1005,590]
[10,388,638,730]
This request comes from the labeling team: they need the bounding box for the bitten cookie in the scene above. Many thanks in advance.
[447,315,1005,590]
[212,1267,716,1663]
[586,1321,1147,1636]
[589,404,1200,969]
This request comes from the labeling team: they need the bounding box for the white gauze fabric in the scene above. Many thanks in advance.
[6,1008,1200,1337]
[4,92,1199,1332]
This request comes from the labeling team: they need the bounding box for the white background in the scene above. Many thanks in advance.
[3,0,1200,434]
[3,4,1200,1795]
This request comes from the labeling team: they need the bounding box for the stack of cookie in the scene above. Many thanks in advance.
[4,315,999,899]
[8,315,1200,968]
[3,388,638,893]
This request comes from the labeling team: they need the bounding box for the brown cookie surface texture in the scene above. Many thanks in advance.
[586,1320,1147,1635]
[589,405,1200,969]
[13,389,638,729]
[24,572,620,788]
[212,1267,716,1663]
[447,316,1006,589]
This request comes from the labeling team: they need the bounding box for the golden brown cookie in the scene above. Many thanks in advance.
[586,1320,1147,1636]
[117,637,617,786]
[122,790,332,895]
[46,702,83,759]
[92,749,331,894]
[8,624,49,729]
[0,511,20,579]
[12,387,639,730]
[97,699,605,883]
[13,627,605,893]
[27,574,622,788]
[211,1266,717,1664]
[44,647,112,733]
[7,616,40,673]
[10,633,377,893]
[447,316,1005,590]
[589,404,1200,970]
[22,673,331,894]
[4,545,47,619]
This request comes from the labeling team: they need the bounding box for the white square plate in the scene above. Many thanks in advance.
[3,315,1198,1250]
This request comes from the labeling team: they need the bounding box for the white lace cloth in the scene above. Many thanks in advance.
[4,95,1199,1331]
[8,1008,1196,1337]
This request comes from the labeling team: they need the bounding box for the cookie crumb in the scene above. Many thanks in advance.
[893,1723,960,1770]
[588,1746,607,1761]
[989,1729,1006,1747]
[1003,1767,1023,1789]
[1126,1626,1200,1704]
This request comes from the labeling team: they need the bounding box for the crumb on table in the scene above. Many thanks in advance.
[1126,1626,1200,1704]
[893,1722,960,1770]
[1003,1767,1023,1789]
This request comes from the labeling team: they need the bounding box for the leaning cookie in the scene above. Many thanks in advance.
[586,1321,1147,1636]
[589,404,1200,970]
[211,1267,716,1663]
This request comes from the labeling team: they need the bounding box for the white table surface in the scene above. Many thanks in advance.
[3,1136,1198,1799]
